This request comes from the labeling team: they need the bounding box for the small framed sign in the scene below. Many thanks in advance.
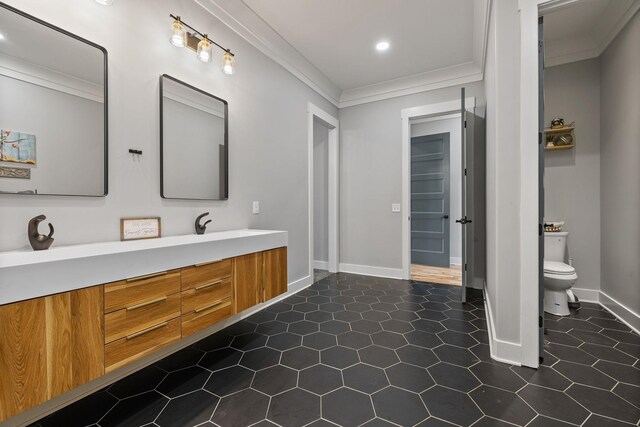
[120,217,161,241]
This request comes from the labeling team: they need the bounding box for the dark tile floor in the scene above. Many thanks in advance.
[33,273,640,427]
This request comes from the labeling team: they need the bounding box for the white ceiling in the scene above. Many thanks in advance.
[541,0,640,66]
[196,0,489,107]
[242,0,474,91]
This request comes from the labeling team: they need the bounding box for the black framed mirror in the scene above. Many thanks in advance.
[0,2,108,197]
[160,74,228,200]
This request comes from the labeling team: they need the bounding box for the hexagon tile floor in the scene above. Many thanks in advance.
[33,273,640,427]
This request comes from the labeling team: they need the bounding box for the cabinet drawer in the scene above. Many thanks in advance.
[105,292,181,344]
[182,297,232,337]
[182,277,232,313]
[181,259,232,291]
[105,270,181,313]
[105,317,181,373]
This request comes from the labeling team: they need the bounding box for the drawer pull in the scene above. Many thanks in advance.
[195,277,229,290]
[126,296,167,311]
[125,322,168,340]
[195,259,222,267]
[195,298,230,313]
[126,271,168,283]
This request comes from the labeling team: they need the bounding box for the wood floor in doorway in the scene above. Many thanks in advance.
[411,264,462,286]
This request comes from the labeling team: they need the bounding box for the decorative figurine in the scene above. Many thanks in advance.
[28,215,54,251]
[195,212,211,235]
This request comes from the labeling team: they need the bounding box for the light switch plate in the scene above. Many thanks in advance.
[252,201,260,214]
[392,203,401,213]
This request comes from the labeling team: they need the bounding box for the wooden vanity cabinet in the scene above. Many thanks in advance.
[263,247,288,301]
[181,259,233,337]
[0,286,104,422]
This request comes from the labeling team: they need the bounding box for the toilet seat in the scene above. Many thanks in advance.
[543,261,575,276]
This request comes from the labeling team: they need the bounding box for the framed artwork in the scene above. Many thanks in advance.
[0,130,36,164]
[0,166,30,179]
[120,217,162,241]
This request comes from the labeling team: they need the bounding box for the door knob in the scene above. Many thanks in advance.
[456,217,472,225]
[442,215,449,219]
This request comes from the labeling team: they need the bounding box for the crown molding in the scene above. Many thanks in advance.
[542,0,640,67]
[195,0,342,107]
[196,0,490,108]
[339,62,483,108]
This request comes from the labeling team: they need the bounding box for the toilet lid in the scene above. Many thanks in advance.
[544,261,575,275]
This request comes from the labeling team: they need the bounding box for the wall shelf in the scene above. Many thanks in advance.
[544,124,575,151]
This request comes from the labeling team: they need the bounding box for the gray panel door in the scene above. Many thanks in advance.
[411,133,450,267]
[538,16,546,358]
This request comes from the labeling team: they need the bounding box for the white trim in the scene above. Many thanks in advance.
[6,273,314,427]
[308,103,340,278]
[401,97,476,281]
[570,287,600,304]
[338,263,403,280]
[518,0,542,369]
[195,0,491,109]
[195,0,341,106]
[340,65,483,109]
[313,260,328,270]
[411,113,461,125]
[0,54,103,103]
[599,291,640,334]
[484,287,523,366]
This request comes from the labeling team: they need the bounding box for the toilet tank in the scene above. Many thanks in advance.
[544,232,568,262]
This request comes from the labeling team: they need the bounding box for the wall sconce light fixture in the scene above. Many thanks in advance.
[169,14,235,75]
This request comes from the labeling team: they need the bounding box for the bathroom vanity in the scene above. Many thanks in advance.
[0,229,288,422]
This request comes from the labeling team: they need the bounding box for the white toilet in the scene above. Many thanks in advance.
[543,231,578,316]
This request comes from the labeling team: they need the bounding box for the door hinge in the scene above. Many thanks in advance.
[538,132,543,145]
[464,168,467,176]
[464,263,468,271]
[539,316,543,328]
[464,120,467,128]
[539,223,543,236]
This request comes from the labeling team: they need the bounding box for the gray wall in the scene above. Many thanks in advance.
[411,117,462,264]
[544,59,601,295]
[0,76,103,195]
[0,0,337,285]
[600,10,640,319]
[338,82,485,271]
[313,120,329,264]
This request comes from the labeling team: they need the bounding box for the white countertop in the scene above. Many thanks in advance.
[0,229,288,305]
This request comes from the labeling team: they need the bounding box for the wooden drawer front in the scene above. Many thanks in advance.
[182,298,232,337]
[182,277,232,313]
[105,270,181,313]
[181,259,232,291]
[105,317,181,373]
[105,293,181,343]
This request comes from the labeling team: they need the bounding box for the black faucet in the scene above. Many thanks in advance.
[195,212,212,235]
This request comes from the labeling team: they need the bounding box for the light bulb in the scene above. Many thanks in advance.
[94,0,113,5]
[222,51,235,75]
[170,18,186,48]
[376,41,390,51]
[197,36,212,63]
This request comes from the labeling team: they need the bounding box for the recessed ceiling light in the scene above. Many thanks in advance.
[94,0,113,5]
[0,33,5,41]
[376,41,390,51]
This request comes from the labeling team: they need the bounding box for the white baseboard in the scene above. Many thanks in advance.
[313,260,328,270]
[450,257,462,265]
[338,263,403,279]
[483,288,522,366]
[7,274,315,427]
[571,287,600,303]
[599,291,640,335]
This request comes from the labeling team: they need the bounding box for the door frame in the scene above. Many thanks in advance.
[400,97,475,280]
[308,103,340,275]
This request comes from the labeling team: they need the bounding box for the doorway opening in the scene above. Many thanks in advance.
[308,103,339,283]
[409,116,462,286]
[401,92,485,302]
